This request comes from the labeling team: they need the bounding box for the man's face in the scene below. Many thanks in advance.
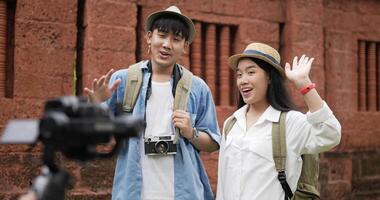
[146,29,188,68]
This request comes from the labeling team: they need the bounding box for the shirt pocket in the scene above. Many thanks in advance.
[242,138,275,173]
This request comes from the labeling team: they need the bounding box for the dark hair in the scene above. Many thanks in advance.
[150,14,190,41]
[237,58,296,112]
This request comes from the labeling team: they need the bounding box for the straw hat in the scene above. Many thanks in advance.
[228,43,285,77]
[145,6,196,43]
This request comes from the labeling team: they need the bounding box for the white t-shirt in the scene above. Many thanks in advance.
[140,81,175,200]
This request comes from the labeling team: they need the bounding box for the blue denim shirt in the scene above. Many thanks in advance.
[108,61,221,200]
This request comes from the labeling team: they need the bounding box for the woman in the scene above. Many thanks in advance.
[216,42,341,200]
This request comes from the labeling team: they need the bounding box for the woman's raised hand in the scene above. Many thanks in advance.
[285,55,314,89]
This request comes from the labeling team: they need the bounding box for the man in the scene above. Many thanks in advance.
[84,6,221,200]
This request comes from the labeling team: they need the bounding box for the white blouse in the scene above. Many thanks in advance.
[216,102,341,200]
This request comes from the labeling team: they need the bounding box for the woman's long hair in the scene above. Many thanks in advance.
[237,58,296,112]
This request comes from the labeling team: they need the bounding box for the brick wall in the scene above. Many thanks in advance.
[0,0,380,199]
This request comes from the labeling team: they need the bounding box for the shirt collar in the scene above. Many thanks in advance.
[233,104,282,124]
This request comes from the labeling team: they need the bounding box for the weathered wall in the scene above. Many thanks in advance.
[0,0,380,199]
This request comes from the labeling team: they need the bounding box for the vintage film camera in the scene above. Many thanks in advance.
[144,135,177,155]
[1,96,144,200]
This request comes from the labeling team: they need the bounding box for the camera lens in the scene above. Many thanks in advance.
[154,141,169,154]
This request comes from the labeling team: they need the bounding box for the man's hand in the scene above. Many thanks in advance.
[172,110,192,139]
[84,69,121,103]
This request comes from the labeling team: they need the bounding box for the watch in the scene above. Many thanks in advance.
[189,128,200,142]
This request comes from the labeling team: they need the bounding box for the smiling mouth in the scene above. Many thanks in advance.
[240,88,253,98]
[159,51,171,59]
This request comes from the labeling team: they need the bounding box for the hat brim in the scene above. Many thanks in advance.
[145,11,195,43]
[228,54,285,77]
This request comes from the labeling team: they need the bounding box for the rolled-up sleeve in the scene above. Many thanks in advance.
[191,77,221,146]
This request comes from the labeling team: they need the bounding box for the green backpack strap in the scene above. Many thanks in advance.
[123,62,143,113]
[272,112,287,171]
[223,116,237,140]
[272,112,294,199]
[173,66,193,144]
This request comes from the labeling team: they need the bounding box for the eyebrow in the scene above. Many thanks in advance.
[237,65,257,71]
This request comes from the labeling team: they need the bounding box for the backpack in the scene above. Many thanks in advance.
[122,61,193,143]
[223,112,320,200]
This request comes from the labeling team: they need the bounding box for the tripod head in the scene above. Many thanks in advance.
[1,96,144,200]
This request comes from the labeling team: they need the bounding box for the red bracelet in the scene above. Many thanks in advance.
[299,83,316,95]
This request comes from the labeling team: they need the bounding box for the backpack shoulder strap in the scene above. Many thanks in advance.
[272,111,287,171]
[272,112,293,199]
[173,66,193,143]
[173,67,193,111]
[224,116,237,140]
[123,61,143,113]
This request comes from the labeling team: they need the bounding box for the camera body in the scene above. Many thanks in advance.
[144,135,177,155]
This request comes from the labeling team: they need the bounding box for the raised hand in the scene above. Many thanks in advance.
[285,55,314,89]
[84,69,121,103]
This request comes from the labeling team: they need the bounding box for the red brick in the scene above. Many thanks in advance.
[245,0,285,22]
[67,192,112,200]
[14,47,75,77]
[2,1,380,199]
[356,14,380,40]
[85,0,137,27]
[286,0,323,24]
[182,0,213,13]
[15,20,77,49]
[210,0,249,17]
[17,0,77,23]
[324,30,356,53]
[323,0,356,12]
[239,19,279,44]
[205,24,217,100]
[321,181,351,200]
[0,98,16,125]
[81,49,135,90]
[341,114,380,149]
[201,151,219,194]
[78,158,116,191]
[216,106,236,129]
[326,157,352,181]
[0,153,41,192]
[357,0,380,15]
[14,98,45,118]
[352,177,380,197]
[14,73,70,99]
[323,8,357,31]
[85,25,136,52]
[282,23,323,46]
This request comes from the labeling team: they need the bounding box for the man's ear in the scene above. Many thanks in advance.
[145,31,152,45]
[183,41,189,54]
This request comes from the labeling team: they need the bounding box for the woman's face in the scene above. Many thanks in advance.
[236,58,270,106]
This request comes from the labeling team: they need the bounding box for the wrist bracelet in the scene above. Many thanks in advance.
[189,128,200,142]
[299,83,316,95]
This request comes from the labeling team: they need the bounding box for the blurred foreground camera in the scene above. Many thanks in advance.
[0,96,144,200]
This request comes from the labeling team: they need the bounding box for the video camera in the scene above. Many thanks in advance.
[0,96,144,200]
